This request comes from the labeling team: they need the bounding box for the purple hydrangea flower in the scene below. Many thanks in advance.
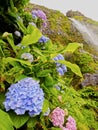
[38,35,49,43]
[53,54,67,75]
[21,53,34,63]
[32,10,47,21]
[32,14,38,19]
[32,10,47,29]
[3,77,44,117]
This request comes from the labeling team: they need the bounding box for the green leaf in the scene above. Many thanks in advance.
[3,57,31,66]
[27,117,38,128]
[0,93,5,109]
[57,42,82,54]
[64,42,82,53]
[15,74,27,82]
[42,99,49,113]
[33,46,44,56]
[3,32,17,54]
[59,60,83,77]
[27,24,35,34]
[33,46,47,62]
[51,127,61,130]
[0,109,14,130]
[21,27,42,46]
[37,70,51,77]
[9,112,29,129]
[45,75,54,87]
[45,40,53,50]
[17,21,27,34]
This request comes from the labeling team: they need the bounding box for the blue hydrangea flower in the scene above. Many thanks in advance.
[21,53,34,63]
[54,85,61,91]
[53,54,67,75]
[3,77,44,117]
[57,67,65,75]
[61,65,67,73]
[38,35,49,43]
[16,43,26,49]
[57,54,65,60]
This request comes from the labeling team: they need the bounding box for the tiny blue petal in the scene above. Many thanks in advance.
[38,35,49,43]
[57,67,64,75]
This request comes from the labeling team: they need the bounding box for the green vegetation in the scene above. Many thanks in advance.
[0,1,98,130]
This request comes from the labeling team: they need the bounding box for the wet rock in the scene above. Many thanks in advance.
[66,10,84,18]
[80,73,98,87]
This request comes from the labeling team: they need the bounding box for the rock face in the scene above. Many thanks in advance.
[66,10,85,18]
[26,4,98,56]
[80,73,98,87]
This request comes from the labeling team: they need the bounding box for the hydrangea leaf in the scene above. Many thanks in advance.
[21,26,42,46]
[57,42,82,54]
[9,112,29,129]
[2,32,17,54]
[64,42,82,53]
[58,60,83,77]
[37,70,51,77]
[45,75,55,87]
[0,109,14,130]
[27,117,38,129]
[3,57,31,66]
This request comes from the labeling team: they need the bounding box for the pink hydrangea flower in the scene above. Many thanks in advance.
[65,116,77,130]
[49,107,65,127]
[60,126,69,130]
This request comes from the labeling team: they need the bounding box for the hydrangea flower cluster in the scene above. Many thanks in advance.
[49,107,77,130]
[38,35,50,43]
[21,53,34,63]
[32,9,47,28]
[53,54,67,75]
[65,116,77,130]
[32,10,47,21]
[3,77,44,117]
[14,30,21,37]
[49,107,65,127]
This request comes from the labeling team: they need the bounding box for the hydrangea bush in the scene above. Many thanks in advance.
[3,77,44,116]
[0,1,98,130]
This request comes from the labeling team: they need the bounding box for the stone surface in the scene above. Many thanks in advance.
[80,73,98,87]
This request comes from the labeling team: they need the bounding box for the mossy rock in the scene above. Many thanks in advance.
[26,4,98,56]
